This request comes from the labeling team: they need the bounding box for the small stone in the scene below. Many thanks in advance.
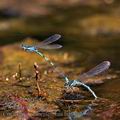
[6,78,9,81]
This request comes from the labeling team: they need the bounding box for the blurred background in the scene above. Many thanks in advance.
[0,0,120,68]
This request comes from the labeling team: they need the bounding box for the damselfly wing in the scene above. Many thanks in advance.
[78,61,111,81]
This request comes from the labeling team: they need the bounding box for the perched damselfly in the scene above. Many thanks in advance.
[65,61,111,99]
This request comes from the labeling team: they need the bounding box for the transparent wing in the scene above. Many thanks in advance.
[78,61,111,81]
[38,44,62,49]
[36,34,61,47]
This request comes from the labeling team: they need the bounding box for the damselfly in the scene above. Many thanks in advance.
[21,34,69,83]
[21,34,62,66]
[64,61,111,99]
[21,35,110,99]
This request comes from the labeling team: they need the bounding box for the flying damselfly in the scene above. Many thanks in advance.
[21,34,62,66]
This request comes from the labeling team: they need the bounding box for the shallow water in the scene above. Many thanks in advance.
[0,3,120,119]
[0,34,120,120]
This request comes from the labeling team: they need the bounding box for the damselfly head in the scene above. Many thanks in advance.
[64,82,68,87]
[21,44,23,47]
[64,81,71,88]
[21,44,27,51]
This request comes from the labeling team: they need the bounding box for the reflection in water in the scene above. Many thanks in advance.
[68,104,92,120]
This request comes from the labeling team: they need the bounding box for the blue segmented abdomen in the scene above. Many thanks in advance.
[35,50,54,66]
[35,50,69,83]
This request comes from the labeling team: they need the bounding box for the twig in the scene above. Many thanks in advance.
[18,63,22,79]
[34,62,42,97]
